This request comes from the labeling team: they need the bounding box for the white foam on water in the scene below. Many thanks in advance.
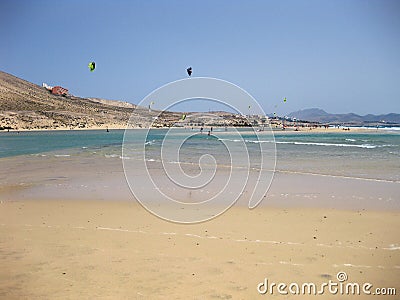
[245,139,271,144]
[219,138,391,149]
[144,140,156,145]
[276,141,377,149]
[379,127,400,131]
[218,138,242,143]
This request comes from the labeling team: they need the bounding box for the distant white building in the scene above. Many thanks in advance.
[42,83,53,91]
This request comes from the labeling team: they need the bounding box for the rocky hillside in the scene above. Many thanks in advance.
[0,71,179,130]
[0,71,254,130]
[2,71,399,131]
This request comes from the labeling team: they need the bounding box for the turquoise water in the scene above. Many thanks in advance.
[272,131,400,181]
[0,130,125,158]
[1,129,399,181]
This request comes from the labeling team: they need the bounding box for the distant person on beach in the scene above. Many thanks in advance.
[200,127,203,133]
[207,131,211,136]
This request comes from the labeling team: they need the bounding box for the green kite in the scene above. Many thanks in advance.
[88,62,96,72]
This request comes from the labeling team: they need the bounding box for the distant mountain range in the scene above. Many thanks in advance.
[288,108,400,126]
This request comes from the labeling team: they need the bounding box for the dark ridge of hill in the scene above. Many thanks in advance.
[288,108,400,125]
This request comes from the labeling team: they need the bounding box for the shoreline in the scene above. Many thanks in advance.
[1,125,397,134]
[1,153,399,212]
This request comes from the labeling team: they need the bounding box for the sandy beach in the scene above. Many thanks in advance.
[0,200,399,299]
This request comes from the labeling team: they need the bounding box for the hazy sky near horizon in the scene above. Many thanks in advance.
[1,0,399,115]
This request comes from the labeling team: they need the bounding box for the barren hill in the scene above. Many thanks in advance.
[0,71,167,130]
[0,71,252,130]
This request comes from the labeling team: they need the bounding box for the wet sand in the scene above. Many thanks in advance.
[1,153,399,211]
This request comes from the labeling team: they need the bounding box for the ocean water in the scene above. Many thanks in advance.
[0,128,399,182]
[273,131,400,182]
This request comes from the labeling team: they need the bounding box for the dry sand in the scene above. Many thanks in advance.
[0,200,399,299]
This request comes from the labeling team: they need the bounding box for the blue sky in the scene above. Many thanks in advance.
[1,0,399,115]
